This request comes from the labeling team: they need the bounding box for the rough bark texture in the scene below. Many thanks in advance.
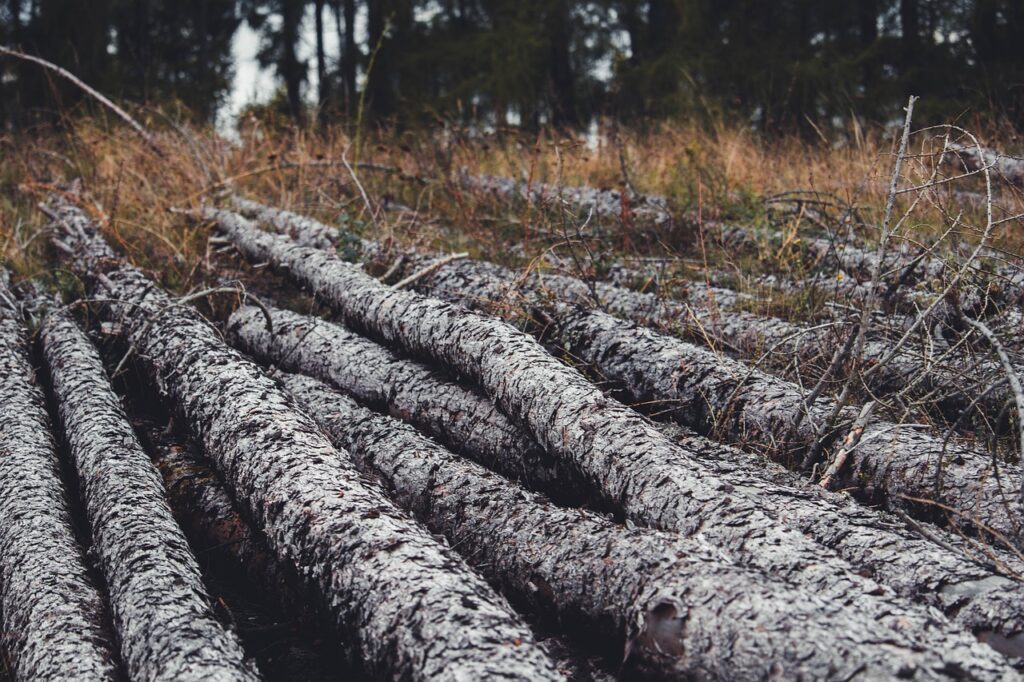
[652,422,1024,653]
[226,303,579,503]
[284,371,997,680]
[210,207,1020,675]
[546,306,1024,549]
[228,299,1024,644]
[37,304,258,682]
[0,277,121,682]
[132,417,306,615]
[459,172,673,227]
[50,196,561,682]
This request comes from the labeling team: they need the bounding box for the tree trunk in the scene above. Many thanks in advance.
[226,303,581,505]
[339,0,358,113]
[133,413,608,680]
[48,197,561,681]
[283,371,998,680]
[221,200,1024,491]
[0,275,120,681]
[314,0,329,126]
[547,0,578,128]
[131,416,306,616]
[457,174,674,227]
[36,303,258,681]
[281,0,303,121]
[205,208,1019,672]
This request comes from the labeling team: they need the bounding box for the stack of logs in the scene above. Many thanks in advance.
[1,187,1023,680]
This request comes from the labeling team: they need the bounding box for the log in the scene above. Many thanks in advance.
[131,416,306,615]
[230,295,1024,650]
[226,303,581,504]
[210,208,1019,673]
[48,196,562,681]
[459,172,674,227]
[545,306,1024,548]
[0,275,121,681]
[36,302,259,681]
[283,371,993,680]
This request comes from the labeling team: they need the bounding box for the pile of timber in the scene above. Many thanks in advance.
[226,198,1019,442]
[200,201,1024,674]
[5,184,1024,679]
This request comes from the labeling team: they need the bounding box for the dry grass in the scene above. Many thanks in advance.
[1,113,1021,302]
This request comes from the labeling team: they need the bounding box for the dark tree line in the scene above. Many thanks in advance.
[1,0,1023,133]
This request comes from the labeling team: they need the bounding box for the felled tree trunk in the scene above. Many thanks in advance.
[209,208,1018,672]
[283,371,993,680]
[458,173,674,228]
[226,303,582,504]
[546,306,1024,549]
[36,303,259,682]
[48,196,561,682]
[0,276,121,681]
[652,423,1024,653]
[133,415,608,682]
[132,417,306,615]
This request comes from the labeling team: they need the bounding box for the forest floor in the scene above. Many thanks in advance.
[2,115,1024,680]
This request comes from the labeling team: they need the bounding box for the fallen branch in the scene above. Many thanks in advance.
[393,252,469,290]
[0,46,164,155]
[962,316,1024,502]
[0,274,120,681]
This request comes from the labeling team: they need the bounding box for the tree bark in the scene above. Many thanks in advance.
[546,306,1024,544]
[48,196,561,682]
[226,303,582,504]
[0,276,121,681]
[283,371,997,680]
[207,208,1019,673]
[131,416,306,616]
[133,413,608,680]
[228,277,1024,651]
[458,173,674,227]
[314,0,329,126]
[36,303,259,682]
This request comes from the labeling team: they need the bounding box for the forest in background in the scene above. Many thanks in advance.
[0,0,1023,135]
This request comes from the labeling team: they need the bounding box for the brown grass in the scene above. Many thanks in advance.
[1,113,1021,303]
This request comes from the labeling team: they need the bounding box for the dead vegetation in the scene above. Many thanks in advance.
[2,110,1024,679]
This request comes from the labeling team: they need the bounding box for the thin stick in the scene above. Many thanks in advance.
[819,400,876,489]
[393,252,469,290]
[0,45,164,156]
[962,316,1024,502]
